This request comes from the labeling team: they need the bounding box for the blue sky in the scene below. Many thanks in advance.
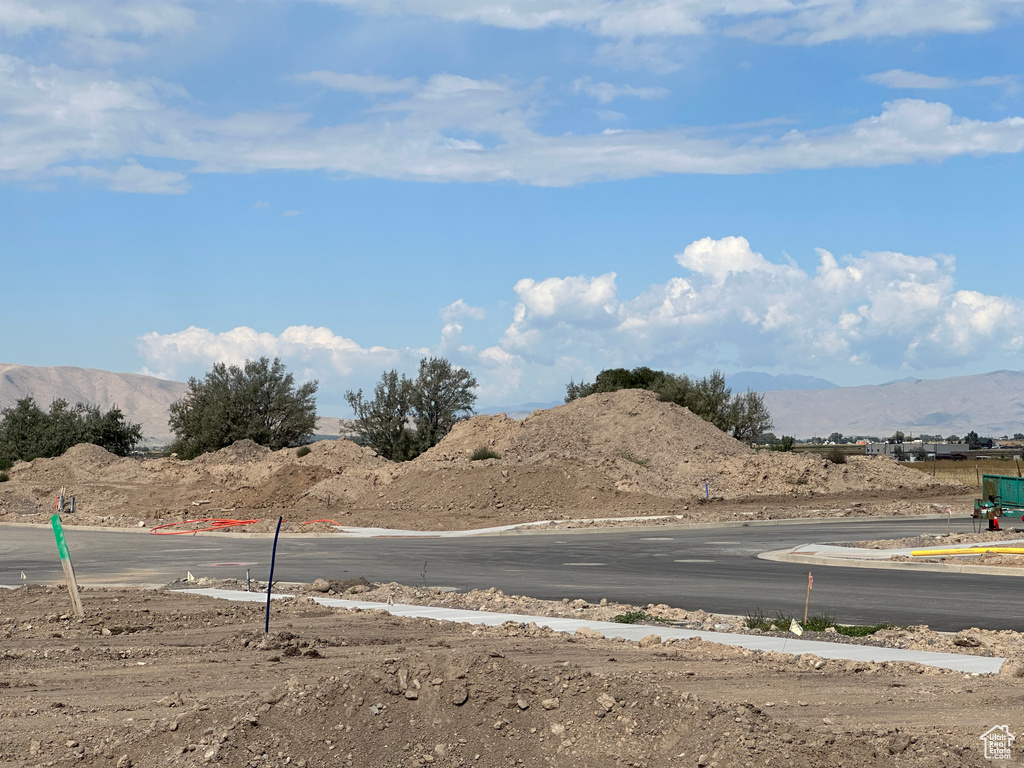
[2,0,1023,414]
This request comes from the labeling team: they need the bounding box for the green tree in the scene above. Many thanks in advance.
[347,357,479,461]
[828,432,845,444]
[565,366,772,443]
[345,369,416,462]
[771,435,796,452]
[409,357,478,451]
[965,430,980,450]
[168,357,317,459]
[0,397,142,465]
[890,431,905,443]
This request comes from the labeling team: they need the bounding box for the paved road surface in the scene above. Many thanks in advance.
[1,517,1017,632]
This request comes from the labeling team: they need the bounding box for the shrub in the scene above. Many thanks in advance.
[825,446,847,464]
[296,445,312,458]
[470,446,501,461]
[0,471,8,483]
[618,450,650,467]
[613,610,670,625]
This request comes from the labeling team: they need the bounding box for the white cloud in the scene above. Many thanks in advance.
[866,69,1020,93]
[674,235,775,283]
[107,158,188,193]
[314,0,1024,45]
[137,324,403,382]
[0,0,194,61]
[282,209,302,217]
[488,237,1024,375]
[571,76,669,104]
[294,71,419,94]
[440,299,486,322]
[2,54,1024,191]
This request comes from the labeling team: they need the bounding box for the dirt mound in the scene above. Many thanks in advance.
[396,389,952,508]
[192,438,272,465]
[419,389,747,465]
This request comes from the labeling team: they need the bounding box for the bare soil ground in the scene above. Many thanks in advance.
[0,391,971,533]
[2,584,1022,768]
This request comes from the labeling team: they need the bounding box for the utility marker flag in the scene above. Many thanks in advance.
[809,572,813,590]
[790,619,803,636]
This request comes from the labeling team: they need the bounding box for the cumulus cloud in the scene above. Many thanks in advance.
[137,325,403,382]
[866,69,1019,93]
[571,76,669,104]
[440,299,486,322]
[4,55,1023,191]
[492,237,1024,375]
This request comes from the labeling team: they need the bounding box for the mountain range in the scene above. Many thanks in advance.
[1,363,1023,443]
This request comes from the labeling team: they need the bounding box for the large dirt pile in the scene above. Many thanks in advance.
[373,390,953,513]
[4,437,394,518]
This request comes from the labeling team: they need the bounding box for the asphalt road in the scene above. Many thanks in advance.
[1,517,1019,632]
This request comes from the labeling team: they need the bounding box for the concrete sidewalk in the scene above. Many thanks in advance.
[182,587,1005,676]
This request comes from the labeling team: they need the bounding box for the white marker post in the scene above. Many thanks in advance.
[50,514,84,618]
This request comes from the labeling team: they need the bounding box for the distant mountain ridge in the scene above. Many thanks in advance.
[4,363,1024,444]
[0,363,188,443]
[726,371,837,392]
[764,370,1024,439]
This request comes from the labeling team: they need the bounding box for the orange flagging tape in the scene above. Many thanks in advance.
[149,518,344,534]
[149,518,259,535]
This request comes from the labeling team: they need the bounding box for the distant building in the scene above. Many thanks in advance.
[865,442,971,458]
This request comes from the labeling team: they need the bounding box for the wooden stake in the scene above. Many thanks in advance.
[803,571,812,624]
[50,514,84,618]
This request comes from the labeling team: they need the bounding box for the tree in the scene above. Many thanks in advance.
[409,357,478,451]
[347,357,478,461]
[0,397,142,465]
[771,435,796,452]
[828,432,845,444]
[565,366,773,443]
[168,357,317,459]
[965,430,980,450]
[345,369,416,462]
[890,431,905,443]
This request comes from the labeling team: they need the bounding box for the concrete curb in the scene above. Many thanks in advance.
[2,512,960,539]
[762,538,1024,578]
[180,587,1004,676]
